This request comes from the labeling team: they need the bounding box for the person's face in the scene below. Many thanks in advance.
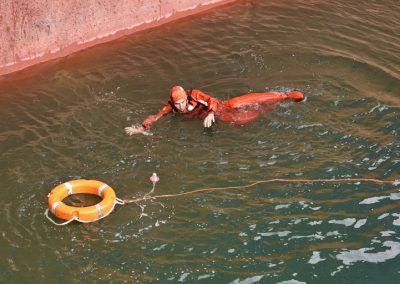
[174,98,188,112]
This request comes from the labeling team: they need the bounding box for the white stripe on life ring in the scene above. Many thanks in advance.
[64,182,73,195]
[98,183,108,196]
[95,204,104,218]
[51,201,62,214]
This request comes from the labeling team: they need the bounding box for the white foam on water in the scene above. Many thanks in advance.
[230,275,264,284]
[380,231,395,237]
[153,244,167,251]
[277,279,306,284]
[308,220,323,226]
[390,192,400,200]
[178,272,190,282]
[289,233,324,241]
[310,206,321,211]
[297,123,323,129]
[275,204,291,210]
[258,231,291,237]
[326,230,340,237]
[330,265,344,276]
[328,218,356,227]
[392,213,400,226]
[378,213,389,219]
[249,224,257,231]
[198,274,213,280]
[360,193,400,205]
[354,219,367,228]
[308,251,326,264]
[336,241,400,265]
[360,196,388,204]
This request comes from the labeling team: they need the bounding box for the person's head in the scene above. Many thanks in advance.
[170,86,188,112]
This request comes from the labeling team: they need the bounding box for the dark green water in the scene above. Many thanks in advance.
[1,0,399,283]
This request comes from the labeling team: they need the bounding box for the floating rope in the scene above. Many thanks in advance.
[123,177,399,204]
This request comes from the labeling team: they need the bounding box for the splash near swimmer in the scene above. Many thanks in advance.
[124,86,304,135]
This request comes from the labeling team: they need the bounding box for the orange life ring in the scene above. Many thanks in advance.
[48,179,117,222]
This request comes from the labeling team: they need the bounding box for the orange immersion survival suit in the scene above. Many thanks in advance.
[141,88,304,129]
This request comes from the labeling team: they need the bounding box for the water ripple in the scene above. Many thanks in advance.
[1,0,400,283]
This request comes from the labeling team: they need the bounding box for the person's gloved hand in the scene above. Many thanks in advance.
[124,125,147,135]
[203,112,215,128]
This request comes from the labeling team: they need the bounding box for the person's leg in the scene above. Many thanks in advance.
[223,91,303,109]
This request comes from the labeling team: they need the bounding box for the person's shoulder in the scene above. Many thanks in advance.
[160,102,173,113]
[190,88,208,97]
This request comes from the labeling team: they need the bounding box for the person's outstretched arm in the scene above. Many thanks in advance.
[125,103,173,135]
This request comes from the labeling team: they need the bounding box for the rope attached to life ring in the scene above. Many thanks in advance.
[123,177,399,204]
[45,175,399,225]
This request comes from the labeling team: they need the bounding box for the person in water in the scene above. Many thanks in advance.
[125,86,304,135]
